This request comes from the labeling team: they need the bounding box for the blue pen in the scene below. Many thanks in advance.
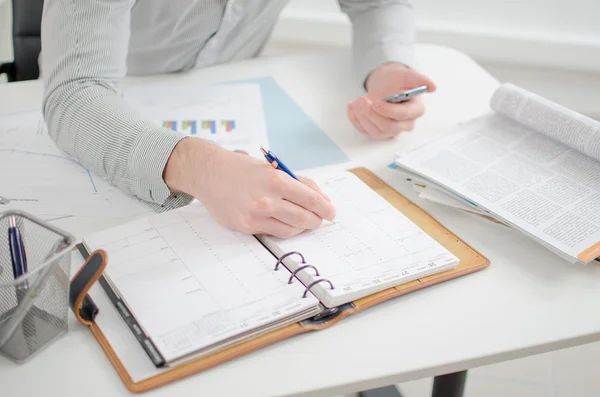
[9,216,29,299]
[260,147,299,180]
[9,215,36,349]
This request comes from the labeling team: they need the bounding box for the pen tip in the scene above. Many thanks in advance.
[260,147,268,156]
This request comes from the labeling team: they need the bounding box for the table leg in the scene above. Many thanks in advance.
[358,385,403,397]
[431,370,468,397]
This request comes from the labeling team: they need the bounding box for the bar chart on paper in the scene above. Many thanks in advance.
[0,111,149,221]
[162,119,237,135]
[126,83,268,158]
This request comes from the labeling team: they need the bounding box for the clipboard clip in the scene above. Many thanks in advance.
[69,250,107,325]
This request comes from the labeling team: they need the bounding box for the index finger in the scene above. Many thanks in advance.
[372,98,425,121]
[282,179,336,222]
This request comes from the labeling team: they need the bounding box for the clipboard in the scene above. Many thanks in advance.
[69,167,490,393]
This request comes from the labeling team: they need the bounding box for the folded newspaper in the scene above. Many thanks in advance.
[393,83,600,264]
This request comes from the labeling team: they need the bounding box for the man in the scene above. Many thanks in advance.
[41,0,435,239]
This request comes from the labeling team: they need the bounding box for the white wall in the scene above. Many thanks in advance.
[276,0,600,73]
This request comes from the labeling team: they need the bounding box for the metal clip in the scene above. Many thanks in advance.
[274,251,305,271]
[302,279,335,298]
[288,264,320,284]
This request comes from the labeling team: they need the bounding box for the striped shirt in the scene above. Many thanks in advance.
[40,0,416,211]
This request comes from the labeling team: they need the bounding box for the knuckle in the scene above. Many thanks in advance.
[390,122,403,134]
[267,172,287,192]
[253,196,273,214]
[386,123,400,135]
[307,192,322,210]
[294,212,310,228]
[370,129,386,140]
[303,177,316,186]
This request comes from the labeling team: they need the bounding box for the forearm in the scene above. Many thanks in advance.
[339,0,416,87]
[41,0,193,211]
[44,83,193,210]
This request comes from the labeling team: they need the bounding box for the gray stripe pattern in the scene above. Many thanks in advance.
[40,0,415,212]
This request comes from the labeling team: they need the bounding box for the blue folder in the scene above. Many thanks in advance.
[228,77,349,170]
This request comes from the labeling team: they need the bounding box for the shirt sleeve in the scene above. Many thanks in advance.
[41,0,194,212]
[338,0,417,88]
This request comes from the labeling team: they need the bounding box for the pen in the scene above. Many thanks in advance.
[260,147,299,181]
[0,196,9,205]
[8,215,36,350]
[9,216,29,300]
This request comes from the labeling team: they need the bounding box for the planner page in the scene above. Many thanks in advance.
[83,204,320,364]
[260,172,459,308]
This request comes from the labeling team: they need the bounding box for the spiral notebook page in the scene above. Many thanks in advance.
[83,204,320,364]
[261,172,460,307]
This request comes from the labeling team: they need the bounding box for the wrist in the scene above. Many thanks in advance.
[163,138,221,196]
[365,62,409,92]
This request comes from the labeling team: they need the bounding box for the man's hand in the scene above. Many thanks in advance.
[164,139,336,239]
[347,63,436,140]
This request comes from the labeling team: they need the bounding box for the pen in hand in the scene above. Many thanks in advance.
[260,147,298,180]
[260,147,335,224]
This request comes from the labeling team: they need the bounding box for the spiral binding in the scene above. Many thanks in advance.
[274,251,335,298]
[302,279,335,298]
[288,265,319,284]
[274,251,305,271]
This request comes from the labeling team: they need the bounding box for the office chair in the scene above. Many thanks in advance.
[0,0,44,82]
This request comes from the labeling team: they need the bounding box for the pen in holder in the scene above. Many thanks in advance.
[0,210,75,363]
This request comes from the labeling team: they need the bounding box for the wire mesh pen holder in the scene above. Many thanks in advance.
[0,210,75,364]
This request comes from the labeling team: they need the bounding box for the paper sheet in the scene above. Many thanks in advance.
[0,111,150,220]
[83,204,319,363]
[261,172,459,307]
[396,113,600,263]
[124,83,269,159]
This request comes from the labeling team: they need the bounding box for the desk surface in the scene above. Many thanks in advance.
[1,45,600,397]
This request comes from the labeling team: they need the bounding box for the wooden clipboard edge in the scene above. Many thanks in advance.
[86,320,311,393]
[81,167,490,393]
[346,167,490,311]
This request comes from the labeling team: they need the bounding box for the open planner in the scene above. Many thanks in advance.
[394,83,600,264]
[72,168,489,392]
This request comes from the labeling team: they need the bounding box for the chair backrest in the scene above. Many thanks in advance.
[10,0,44,82]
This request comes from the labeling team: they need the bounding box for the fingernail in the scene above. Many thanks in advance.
[373,102,382,110]
[328,211,336,222]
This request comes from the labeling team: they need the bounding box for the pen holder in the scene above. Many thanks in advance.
[0,210,75,364]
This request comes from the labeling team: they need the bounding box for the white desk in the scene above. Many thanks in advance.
[1,45,600,397]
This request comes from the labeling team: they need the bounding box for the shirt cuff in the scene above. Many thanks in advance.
[128,127,194,210]
[349,3,418,89]
[358,44,417,91]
